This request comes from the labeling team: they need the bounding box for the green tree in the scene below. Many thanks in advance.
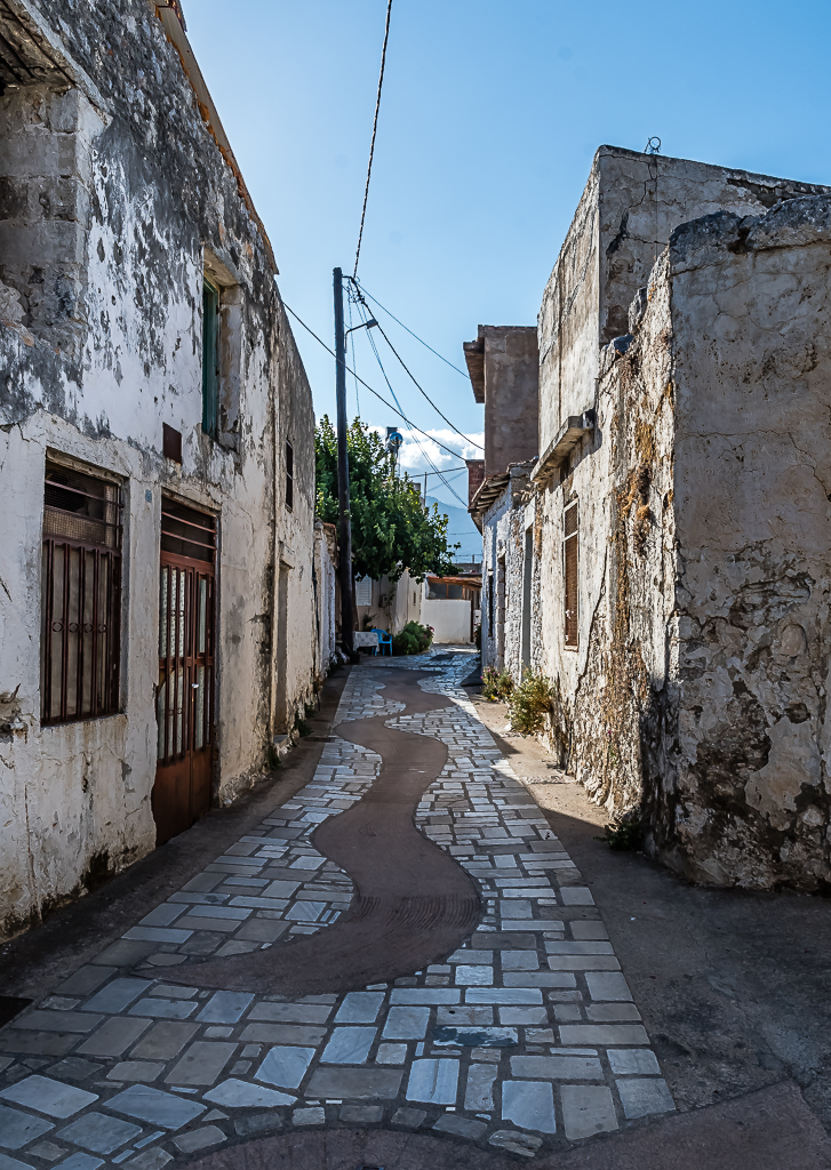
[315,415,458,582]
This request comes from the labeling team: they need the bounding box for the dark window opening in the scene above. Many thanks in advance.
[285,439,294,512]
[202,278,219,437]
[487,572,494,638]
[162,422,182,463]
[41,461,122,724]
[564,501,578,649]
[161,496,217,565]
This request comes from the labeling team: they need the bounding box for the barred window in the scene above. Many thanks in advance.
[41,461,122,724]
[563,501,578,649]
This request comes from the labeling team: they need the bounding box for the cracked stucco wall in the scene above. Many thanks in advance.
[535,195,831,890]
[538,146,830,457]
[312,521,338,684]
[0,0,317,936]
[662,198,831,889]
[487,149,831,889]
[481,467,535,680]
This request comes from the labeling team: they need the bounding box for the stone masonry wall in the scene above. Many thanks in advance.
[661,198,831,890]
[531,196,831,891]
[530,263,676,805]
[538,147,831,458]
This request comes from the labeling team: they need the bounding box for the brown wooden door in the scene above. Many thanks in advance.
[153,499,216,845]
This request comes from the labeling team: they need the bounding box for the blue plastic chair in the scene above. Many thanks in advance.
[372,627,393,656]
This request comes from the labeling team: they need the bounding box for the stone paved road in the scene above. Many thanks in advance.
[0,651,672,1167]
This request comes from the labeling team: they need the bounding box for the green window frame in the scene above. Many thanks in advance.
[202,278,219,437]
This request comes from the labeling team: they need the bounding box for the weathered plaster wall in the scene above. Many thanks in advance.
[0,0,317,935]
[356,571,421,638]
[529,194,831,891]
[539,261,677,814]
[538,146,830,456]
[480,467,533,676]
[662,198,831,889]
[312,521,338,685]
[480,327,538,476]
[538,163,600,456]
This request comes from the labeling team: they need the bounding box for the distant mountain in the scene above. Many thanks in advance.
[427,495,482,561]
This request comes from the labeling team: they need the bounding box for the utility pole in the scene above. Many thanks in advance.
[333,267,355,659]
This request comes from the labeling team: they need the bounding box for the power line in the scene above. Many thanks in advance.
[280,297,471,462]
[356,313,469,509]
[354,279,469,378]
[375,317,485,450]
[359,312,469,509]
[346,292,360,416]
[349,280,484,451]
[353,0,393,279]
[429,468,466,484]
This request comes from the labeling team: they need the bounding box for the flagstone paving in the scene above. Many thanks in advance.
[0,650,673,1165]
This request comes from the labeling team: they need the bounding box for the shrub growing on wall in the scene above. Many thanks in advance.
[482,666,514,702]
[509,670,556,733]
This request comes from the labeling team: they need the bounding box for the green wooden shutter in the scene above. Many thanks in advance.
[202,279,219,437]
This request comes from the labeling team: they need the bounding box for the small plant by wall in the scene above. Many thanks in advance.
[598,808,644,851]
[509,669,556,734]
[391,621,433,655]
[482,666,514,702]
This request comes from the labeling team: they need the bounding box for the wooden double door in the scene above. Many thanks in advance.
[152,499,216,845]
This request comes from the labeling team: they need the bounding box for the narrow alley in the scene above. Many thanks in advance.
[1,651,828,1169]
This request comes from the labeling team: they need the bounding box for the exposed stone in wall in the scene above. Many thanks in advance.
[566,266,677,822]
[538,146,830,459]
[486,165,831,891]
[660,197,831,890]
[0,0,319,937]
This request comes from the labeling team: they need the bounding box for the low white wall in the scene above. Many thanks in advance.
[422,599,472,644]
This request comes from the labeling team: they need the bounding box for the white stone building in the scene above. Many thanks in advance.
[0,0,322,936]
[469,147,831,890]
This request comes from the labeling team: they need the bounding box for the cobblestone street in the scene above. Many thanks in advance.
[0,651,828,1170]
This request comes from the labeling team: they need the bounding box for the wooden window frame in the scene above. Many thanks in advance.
[41,460,123,725]
[563,500,579,650]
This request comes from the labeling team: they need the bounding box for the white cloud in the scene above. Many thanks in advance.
[394,428,484,475]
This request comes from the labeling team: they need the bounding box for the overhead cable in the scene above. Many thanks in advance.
[349,280,484,451]
[374,317,485,450]
[353,0,393,279]
[359,313,469,509]
[353,279,470,378]
[280,298,473,462]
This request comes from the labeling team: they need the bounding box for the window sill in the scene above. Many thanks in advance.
[40,711,126,730]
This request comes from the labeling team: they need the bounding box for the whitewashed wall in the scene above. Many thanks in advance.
[0,0,317,936]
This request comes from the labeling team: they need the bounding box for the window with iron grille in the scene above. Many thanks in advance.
[41,461,122,724]
[285,439,294,511]
[563,501,579,649]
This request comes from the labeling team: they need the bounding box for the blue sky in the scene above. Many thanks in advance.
[186,0,831,508]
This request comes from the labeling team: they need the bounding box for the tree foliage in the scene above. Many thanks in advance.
[315,415,458,582]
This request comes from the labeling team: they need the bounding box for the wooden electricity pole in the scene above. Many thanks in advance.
[333,267,355,659]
